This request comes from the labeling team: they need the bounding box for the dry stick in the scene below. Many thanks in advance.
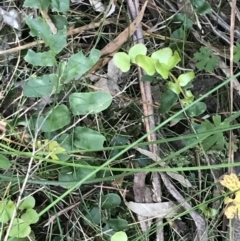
[229,1,237,241]
[127,0,163,240]
[0,19,115,55]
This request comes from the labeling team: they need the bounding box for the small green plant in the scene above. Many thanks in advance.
[18,0,114,188]
[0,196,39,239]
[194,46,220,72]
[113,43,206,115]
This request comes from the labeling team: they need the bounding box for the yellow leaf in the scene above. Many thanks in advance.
[224,197,233,204]
[37,139,66,160]
[220,173,240,191]
[225,205,237,219]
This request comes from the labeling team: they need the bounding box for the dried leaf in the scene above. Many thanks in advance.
[135,147,193,188]
[126,201,179,218]
[0,8,21,30]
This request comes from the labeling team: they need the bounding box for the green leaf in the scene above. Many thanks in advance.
[128,43,147,63]
[101,193,121,209]
[200,116,227,150]
[178,71,195,86]
[167,51,181,69]
[111,231,128,241]
[63,49,101,81]
[135,55,155,75]
[113,52,131,72]
[73,127,106,150]
[159,89,178,113]
[85,207,101,225]
[234,43,240,63]
[21,209,39,224]
[0,200,16,223]
[194,47,219,72]
[69,92,112,115]
[151,48,172,64]
[19,196,35,210]
[24,50,55,66]
[23,0,50,10]
[56,134,74,161]
[107,219,128,231]
[51,0,69,12]
[25,17,66,54]
[23,74,60,97]
[0,154,11,169]
[154,61,169,79]
[168,82,181,95]
[9,218,31,238]
[193,0,212,14]
[37,105,71,132]
[172,13,193,29]
[186,102,206,116]
[58,163,96,188]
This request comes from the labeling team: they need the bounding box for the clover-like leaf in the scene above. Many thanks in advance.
[154,61,169,79]
[128,43,147,63]
[151,48,172,65]
[113,52,131,72]
[111,231,128,241]
[167,51,181,69]
[168,82,181,95]
[9,218,31,238]
[19,196,35,210]
[178,71,195,86]
[135,55,155,76]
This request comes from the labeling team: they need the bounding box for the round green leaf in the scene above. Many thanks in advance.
[107,219,128,231]
[135,55,155,76]
[73,126,106,150]
[128,43,147,63]
[21,209,39,224]
[154,61,169,79]
[0,200,16,223]
[0,154,11,169]
[19,196,35,210]
[167,51,181,69]
[69,92,112,115]
[151,47,172,64]
[58,163,96,189]
[178,71,195,86]
[85,207,101,225]
[37,104,71,132]
[168,82,181,95]
[111,231,128,241]
[113,52,131,72]
[186,102,207,117]
[9,218,31,238]
[101,193,121,209]
[23,74,60,97]
[159,89,178,113]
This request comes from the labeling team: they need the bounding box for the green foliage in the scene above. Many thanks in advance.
[58,163,96,188]
[111,231,128,241]
[101,193,121,209]
[201,115,228,150]
[234,43,240,63]
[69,92,112,115]
[114,44,207,117]
[107,219,128,231]
[194,47,220,72]
[0,197,39,239]
[73,127,106,149]
[192,0,212,14]
[36,105,71,132]
[0,154,11,169]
